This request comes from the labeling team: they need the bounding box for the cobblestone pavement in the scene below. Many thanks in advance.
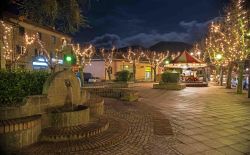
[20,97,177,155]
[20,84,250,154]
[137,84,250,155]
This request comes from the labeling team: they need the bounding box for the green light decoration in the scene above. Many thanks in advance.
[66,56,72,62]
[63,54,76,65]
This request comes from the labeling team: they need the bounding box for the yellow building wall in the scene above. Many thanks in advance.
[110,60,153,81]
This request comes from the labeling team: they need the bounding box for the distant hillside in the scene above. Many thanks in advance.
[149,41,193,53]
[117,45,147,52]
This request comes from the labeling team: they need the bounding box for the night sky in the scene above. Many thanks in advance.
[74,0,230,48]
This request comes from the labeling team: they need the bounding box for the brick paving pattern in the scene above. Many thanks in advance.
[138,84,250,155]
[19,97,176,155]
[19,84,250,154]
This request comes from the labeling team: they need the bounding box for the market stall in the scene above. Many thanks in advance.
[165,51,208,86]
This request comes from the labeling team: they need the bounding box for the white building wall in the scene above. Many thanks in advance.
[84,60,105,80]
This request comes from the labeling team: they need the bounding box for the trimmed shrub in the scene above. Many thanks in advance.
[0,70,49,106]
[115,70,131,82]
[161,72,180,83]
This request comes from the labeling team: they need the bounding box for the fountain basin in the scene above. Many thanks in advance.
[49,105,89,127]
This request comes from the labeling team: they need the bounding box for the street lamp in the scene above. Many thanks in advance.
[215,53,222,60]
[215,53,223,85]
[165,60,170,65]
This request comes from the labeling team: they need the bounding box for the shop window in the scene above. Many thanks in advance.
[16,45,25,54]
[62,38,67,46]
[19,26,25,36]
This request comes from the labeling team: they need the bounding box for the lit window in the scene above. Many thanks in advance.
[19,26,25,36]
[51,36,56,44]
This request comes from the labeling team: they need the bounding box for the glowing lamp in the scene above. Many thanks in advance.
[63,54,76,65]
[215,54,222,60]
[165,60,170,64]
[66,56,72,62]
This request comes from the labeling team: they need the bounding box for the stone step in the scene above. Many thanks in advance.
[40,117,109,142]
[19,117,129,154]
[0,115,41,134]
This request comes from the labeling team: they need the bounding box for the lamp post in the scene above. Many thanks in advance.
[215,53,223,86]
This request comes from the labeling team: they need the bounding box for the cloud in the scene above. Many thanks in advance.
[90,34,125,48]
[89,18,218,48]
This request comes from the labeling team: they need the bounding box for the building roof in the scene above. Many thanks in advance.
[172,51,202,63]
[2,12,71,39]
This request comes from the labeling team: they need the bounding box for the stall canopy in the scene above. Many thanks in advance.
[166,51,206,68]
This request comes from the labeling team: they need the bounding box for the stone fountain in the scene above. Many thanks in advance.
[0,69,105,153]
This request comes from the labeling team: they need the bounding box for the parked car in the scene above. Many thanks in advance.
[83,73,93,82]
[88,77,101,83]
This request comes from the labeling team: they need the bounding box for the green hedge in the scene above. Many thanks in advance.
[115,70,131,82]
[0,70,49,106]
[161,72,180,83]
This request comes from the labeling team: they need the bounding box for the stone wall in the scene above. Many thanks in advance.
[49,106,90,127]
[0,115,41,152]
[153,83,186,90]
[83,88,139,101]
[84,98,104,116]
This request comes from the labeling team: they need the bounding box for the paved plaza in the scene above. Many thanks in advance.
[138,84,250,155]
[20,84,250,155]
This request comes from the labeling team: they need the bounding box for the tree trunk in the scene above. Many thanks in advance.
[237,62,244,94]
[107,67,112,81]
[248,60,250,98]
[153,66,157,82]
[5,61,12,71]
[226,62,234,89]
[133,60,136,81]
[219,66,223,86]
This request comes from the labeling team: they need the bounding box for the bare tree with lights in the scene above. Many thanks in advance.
[101,47,115,81]
[223,0,249,94]
[73,44,95,86]
[191,43,202,59]
[205,0,249,93]
[0,20,36,70]
[34,33,64,73]
[145,51,169,82]
[122,48,145,81]
[205,21,228,86]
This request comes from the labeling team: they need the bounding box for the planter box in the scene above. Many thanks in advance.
[153,83,186,90]
[83,87,139,101]
[121,90,139,102]
[185,82,208,87]
[106,82,139,88]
